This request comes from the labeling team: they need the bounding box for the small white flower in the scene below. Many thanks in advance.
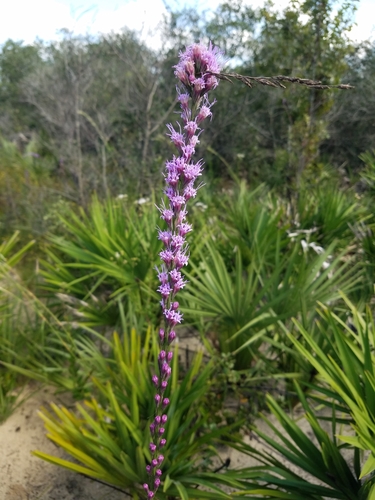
[195,202,207,211]
[301,239,308,252]
[309,242,324,255]
[135,197,150,205]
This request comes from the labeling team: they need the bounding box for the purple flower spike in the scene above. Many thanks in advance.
[146,41,223,497]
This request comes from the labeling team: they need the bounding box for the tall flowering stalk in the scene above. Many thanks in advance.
[143,42,223,499]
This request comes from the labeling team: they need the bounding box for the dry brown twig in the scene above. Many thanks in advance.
[209,71,354,90]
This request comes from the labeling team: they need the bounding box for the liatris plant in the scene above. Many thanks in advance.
[143,42,223,499]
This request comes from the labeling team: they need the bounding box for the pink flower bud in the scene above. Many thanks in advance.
[161,362,170,376]
[154,415,161,425]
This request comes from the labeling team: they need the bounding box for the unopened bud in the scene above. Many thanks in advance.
[154,415,161,425]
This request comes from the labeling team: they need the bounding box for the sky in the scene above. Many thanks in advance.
[0,0,374,49]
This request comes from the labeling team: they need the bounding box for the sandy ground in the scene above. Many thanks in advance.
[0,380,354,500]
[0,382,262,500]
[0,384,126,500]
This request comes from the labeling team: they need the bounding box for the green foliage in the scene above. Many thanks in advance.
[0,231,36,421]
[40,195,161,328]
[360,149,375,195]
[0,0,365,205]
[0,136,56,236]
[297,185,366,248]
[0,40,42,132]
[182,185,359,371]
[289,296,375,479]
[232,382,373,499]
[32,327,244,499]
